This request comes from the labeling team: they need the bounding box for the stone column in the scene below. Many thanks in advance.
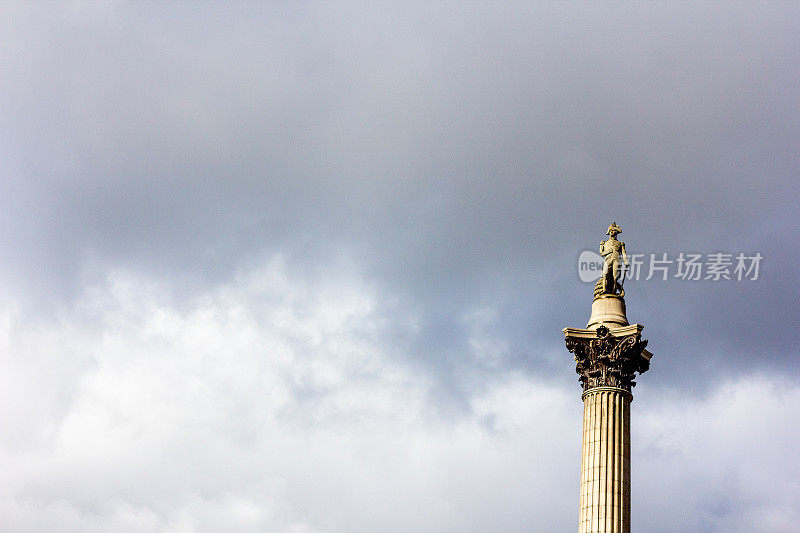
[579,387,630,533]
[564,295,652,533]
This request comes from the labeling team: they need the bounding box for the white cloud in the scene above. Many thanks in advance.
[0,258,577,531]
[0,258,798,532]
[634,378,800,532]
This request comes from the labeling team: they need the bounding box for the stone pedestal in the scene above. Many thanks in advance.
[587,295,628,329]
[564,306,651,533]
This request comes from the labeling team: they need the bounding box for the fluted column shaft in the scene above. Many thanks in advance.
[579,386,631,533]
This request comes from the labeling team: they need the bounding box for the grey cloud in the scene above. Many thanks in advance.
[0,4,798,528]
[1,3,798,387]
[1,3,798,390]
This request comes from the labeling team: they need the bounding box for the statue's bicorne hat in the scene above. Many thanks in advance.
[606,221,622,235]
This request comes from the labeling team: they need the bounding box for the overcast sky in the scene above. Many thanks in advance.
[0,2,798,532]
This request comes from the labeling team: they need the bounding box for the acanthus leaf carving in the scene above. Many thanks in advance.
[564,326,649,393]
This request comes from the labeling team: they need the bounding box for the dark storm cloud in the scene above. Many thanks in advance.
[0,2,798,389]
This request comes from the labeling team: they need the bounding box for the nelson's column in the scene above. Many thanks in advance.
[563,222,653,533]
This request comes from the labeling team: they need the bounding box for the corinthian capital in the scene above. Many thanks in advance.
[564,324,651,393]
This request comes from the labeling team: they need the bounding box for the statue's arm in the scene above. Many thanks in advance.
[621,242,629,265]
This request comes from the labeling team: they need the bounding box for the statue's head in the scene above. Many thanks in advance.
[606,221,622,236]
